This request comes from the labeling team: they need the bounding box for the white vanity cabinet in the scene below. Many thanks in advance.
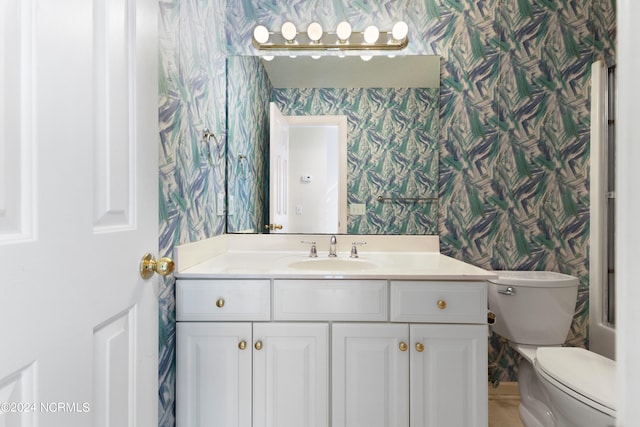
[176,278,488,427]
[331,323,487,427]
[176,279,328,427]
[252,323,329,427]
[410,323,487,427]
[331,323,410,427]
[176,322,252,427]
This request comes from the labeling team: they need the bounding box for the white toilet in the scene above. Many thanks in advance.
[488,271,616,427]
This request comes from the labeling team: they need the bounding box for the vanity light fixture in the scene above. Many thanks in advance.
[252,20,409,52]
[391,21,409,42]
[336,21,352,42]
[363,25,380,44]
[253,25,270,44]
[281,21,297,42]
[307,22,323,42]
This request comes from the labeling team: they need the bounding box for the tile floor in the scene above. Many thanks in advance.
[488,381,524,427]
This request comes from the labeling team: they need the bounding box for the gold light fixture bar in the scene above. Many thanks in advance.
[253,21,409,52]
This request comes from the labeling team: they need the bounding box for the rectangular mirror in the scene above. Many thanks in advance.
[226,55,440,235]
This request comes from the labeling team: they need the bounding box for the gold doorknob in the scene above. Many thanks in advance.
[238,340,247,350]
[415,343,425,352]
[437,299,447,310]
[216,298,225,308]
[139,253,175,279]
[254,340,263,351]
[264,224,283,230]
[399,342,408,352]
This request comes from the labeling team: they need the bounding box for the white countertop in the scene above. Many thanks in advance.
[175,234,497,281]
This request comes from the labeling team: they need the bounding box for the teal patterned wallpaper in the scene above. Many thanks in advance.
[159,0,616,424]
[435,0,615,380]
[158,0,227,425]
[226,56,272,233]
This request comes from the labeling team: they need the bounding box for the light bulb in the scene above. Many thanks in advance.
[360,55,373,61]
[392,21,408,41]
[363,25,380,44]
[336,21,352,42]
[262,55,274,61]
[253,25,270,44]
[281,21,297,42]
[307,22,323,42]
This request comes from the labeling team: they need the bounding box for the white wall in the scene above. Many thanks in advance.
[616,1,640,425]
[288,125,339,233]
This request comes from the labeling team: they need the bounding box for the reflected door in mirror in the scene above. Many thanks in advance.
[268,103,347,233]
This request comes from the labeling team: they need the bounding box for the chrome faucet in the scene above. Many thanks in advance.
[329,235,337,257]
[350,241,366,258]
[301,240,317,257]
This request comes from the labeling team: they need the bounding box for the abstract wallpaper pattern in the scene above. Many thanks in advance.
[226,56,272,233]
[158,0,615,424]
[435,0,614,380]
[158,0,227,425]
[273,87,440,235]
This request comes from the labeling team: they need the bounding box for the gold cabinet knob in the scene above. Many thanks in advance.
[139,253,175,279]
[415,343,425,353]
[254,340,263,351]
[437,299,447,310]
[264,224,283,230]
[238,340,247,350]
[216,298,225,308]
[399,342,408,352]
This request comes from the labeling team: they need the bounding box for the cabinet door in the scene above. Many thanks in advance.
[410,324,488,427]
[176,322,252,427]
[332,323,410,427]
[253,323,329,427]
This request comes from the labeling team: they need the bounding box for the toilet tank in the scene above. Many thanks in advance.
[488,271,579,346]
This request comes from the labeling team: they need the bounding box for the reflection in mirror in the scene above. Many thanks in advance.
[226,55,440,235]
[268,103,347,234]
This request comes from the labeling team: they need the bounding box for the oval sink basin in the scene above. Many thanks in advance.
[288,258,377,271]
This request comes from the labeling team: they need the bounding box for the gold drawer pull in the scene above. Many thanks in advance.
[399,342,408,352]
[216,298,225,308]
[415,342,425,352]
[238,340,247,350]
[437,299,447,310]
[254,340,263,351]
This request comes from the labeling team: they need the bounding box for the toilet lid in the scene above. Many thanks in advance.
[535,347,616,412]
[488,270,578,287]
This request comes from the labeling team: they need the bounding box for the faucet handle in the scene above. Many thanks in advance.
[301,241,318,258]
[350,241,367,258]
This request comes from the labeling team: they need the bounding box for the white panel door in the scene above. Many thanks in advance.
[176,323,252,427]
[410,324,488,427]
[0,0,158,426]
[253,323,329,427]
[332,323,409,427]
[268,102,290,233]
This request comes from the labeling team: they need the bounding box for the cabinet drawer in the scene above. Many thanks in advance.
[176,279,270,321]
[274,280,387,321]
[390,281,486,324]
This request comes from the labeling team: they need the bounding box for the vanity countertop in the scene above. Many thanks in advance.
[175,234,497,281]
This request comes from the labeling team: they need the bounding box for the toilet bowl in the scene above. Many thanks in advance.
[488,271,616,427]
[535,347,615,427]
